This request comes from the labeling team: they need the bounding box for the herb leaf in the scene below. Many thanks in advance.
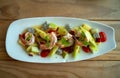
[45,35,50,47]
[61,38,70,46]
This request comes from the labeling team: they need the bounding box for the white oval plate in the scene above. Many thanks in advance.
[6,17,116,63]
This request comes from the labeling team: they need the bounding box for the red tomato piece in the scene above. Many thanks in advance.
[40,50,50,57]
[99,32,107,42]
[82,46,91,53]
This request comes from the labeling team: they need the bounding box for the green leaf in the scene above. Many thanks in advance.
[44,35,50,47]
[46,42,50,47]
[83,41,89,45]
[81,31,85,37]
[26,34,32,41]
[61,38,70,46]
[44,35,50,42]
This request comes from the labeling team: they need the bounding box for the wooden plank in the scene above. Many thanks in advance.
[0,20,120,61]
[0,0,120,20]
[0,61,120,78]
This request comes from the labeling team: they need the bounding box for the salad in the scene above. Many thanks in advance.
[18,22,107,58]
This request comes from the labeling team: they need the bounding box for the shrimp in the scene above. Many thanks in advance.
[75,39,84,46]
[57,33,74,48]
[25,32,35,45]
[40,32,57,50]
[19,32,35,45]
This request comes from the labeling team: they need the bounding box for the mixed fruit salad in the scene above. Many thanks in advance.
[18,22,107,58]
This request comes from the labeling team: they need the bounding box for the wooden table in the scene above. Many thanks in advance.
[0,0,120,78]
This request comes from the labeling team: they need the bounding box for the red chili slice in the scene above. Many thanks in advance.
[19,34,26,44]
[40,50,50,57]
[99,32,107,42]
[69,30,75,35]
[22,32,26,39]
[47,29,56,33]
[96,38,101,43]
[82,46,91,53]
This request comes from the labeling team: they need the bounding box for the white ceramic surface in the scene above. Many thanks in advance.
[6,17,116,63]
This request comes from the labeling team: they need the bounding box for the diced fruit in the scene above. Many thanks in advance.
[99,32,107,42]
[82,24,91,31]
[31,46,40,53]
[82,46,91,53]
[49,23,58,30]
[57,27,68,35]
[26,43,38,52]
[90,29,98,34]
[26,45,32,52]
[34,27,48,39]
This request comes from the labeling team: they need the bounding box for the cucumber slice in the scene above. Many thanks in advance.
[89,45,98,53]
[34,27,48,39]
[57,27,68,35]
[49,46,59,57]
[73,44,80,58]
[49,23,58,30]
[82,24,91,31]
[26,45,32,52]
[26,43,38,52]
[81,27,97,47]
[62,51,68,58]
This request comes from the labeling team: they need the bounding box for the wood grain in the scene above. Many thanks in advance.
[0,61,120,78]
[0,20,119,61]
[0,0,120,20]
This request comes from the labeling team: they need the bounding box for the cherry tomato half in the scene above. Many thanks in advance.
[82,46,91,53]
[99,32,107,42]
[40,50,50,57]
